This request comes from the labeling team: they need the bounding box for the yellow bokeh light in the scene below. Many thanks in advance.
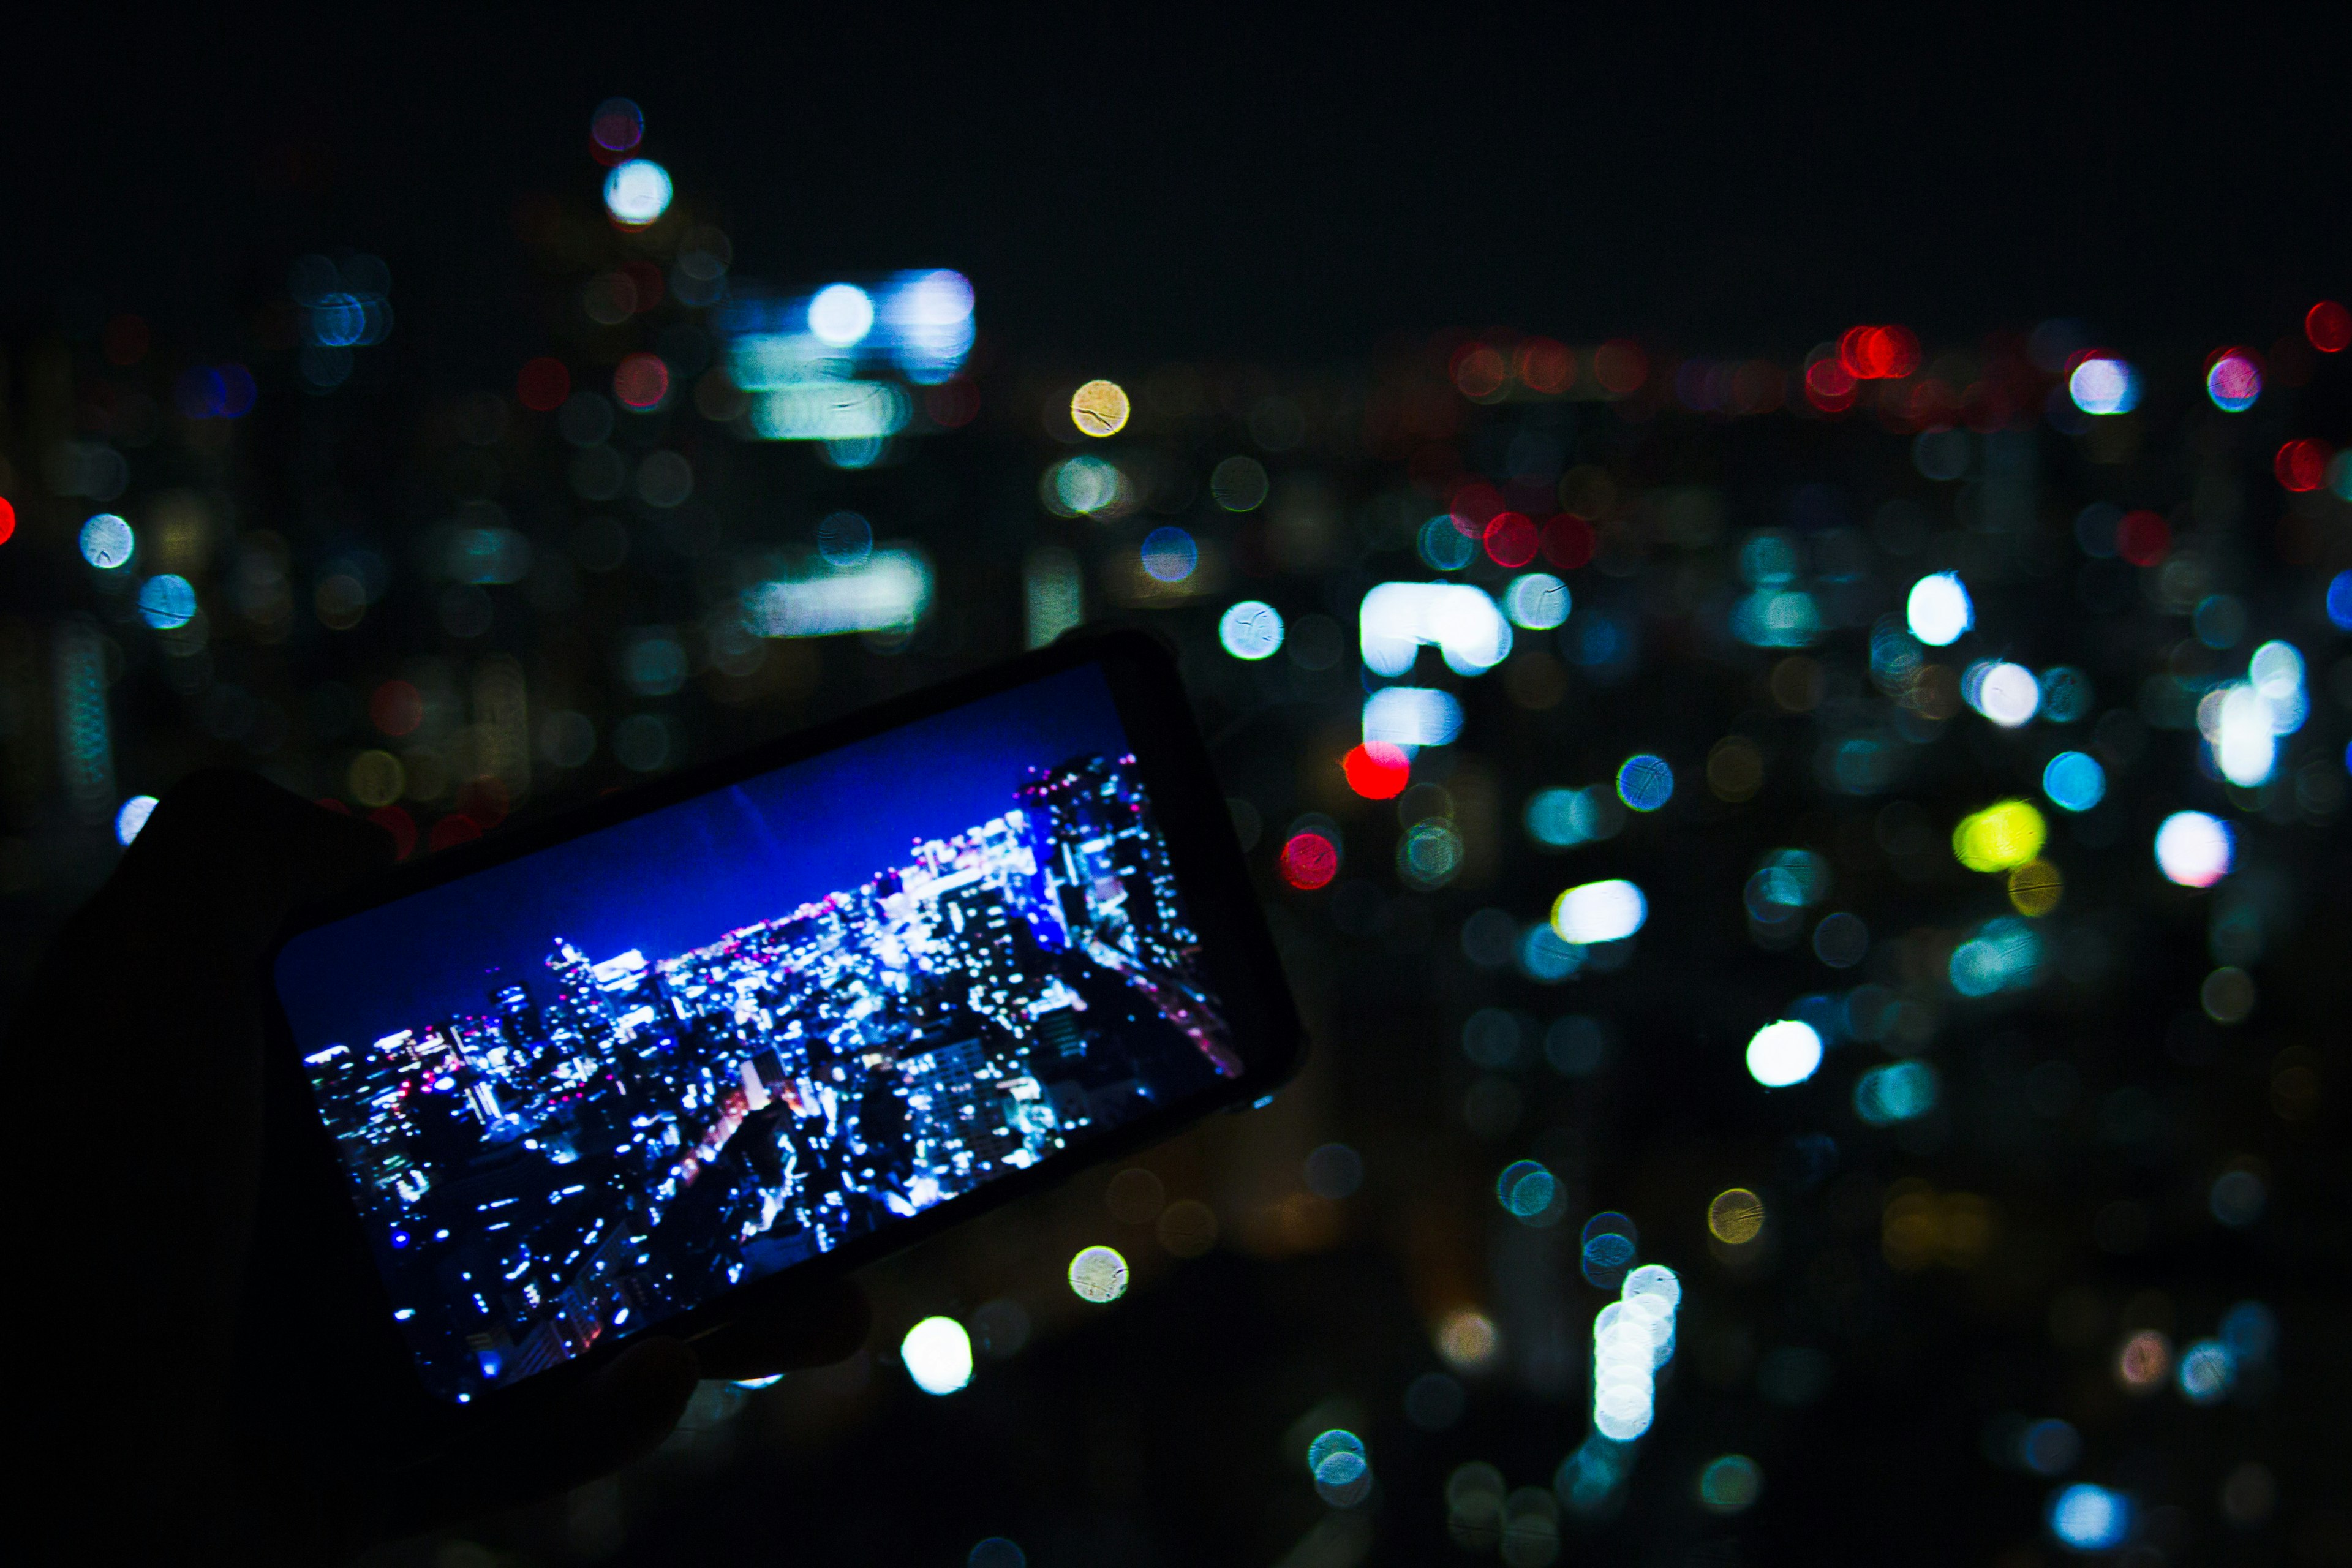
[1708,1187,1765,1244]
[1069,379,1131,438]
[1951,799,2046,873]
[348,749,405,809]
[1434,1307,1501,1373]
[2007,858,2064,916]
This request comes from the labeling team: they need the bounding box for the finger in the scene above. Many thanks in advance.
[686,1276,873,1380]
[385,1336,699,1538]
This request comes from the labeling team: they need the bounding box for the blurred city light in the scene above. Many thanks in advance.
[2066,354,2139,415]
[1069,379,1131,438]
[113,794,157,846]
[1550,879,1646,944]
[603,159,674,227]
[1066,1245,1129,1304]
[1746,1020,1823,1087]
[2154,811,2233,888]
[1905,571,1972,646]
[900,1316,973,1395]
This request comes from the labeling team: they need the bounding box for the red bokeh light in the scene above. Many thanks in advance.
[0,497,13,548]
[517,357,571,412]
[1593,339,1647,396]
[1451,344,1509,400]
[369,680,424,737]
[1449,479,1503,538]
[2116,510,2170,567]
[369,805,418,861]
[2306,300,2350,353]
[1517,338,1575,394]
[1484,511,1539,568]
[429,813,483,853]
[1540,513,1594,568]
[613,353,672,412]
[1342,742,1412,801]
[1278,831,1340,891]
[1804,357,1856,412]
[1839,325,1921,381]
[2274,439,2331,492]
[314,797,352,815]
[457,776,510,828]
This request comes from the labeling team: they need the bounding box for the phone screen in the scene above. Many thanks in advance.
[273,662,1241,1403]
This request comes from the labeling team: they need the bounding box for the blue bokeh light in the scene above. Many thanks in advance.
[1615,753,1673,812]
[2042,751,2106,812]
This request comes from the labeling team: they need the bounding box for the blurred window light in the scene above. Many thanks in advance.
[1746,1020,1823,1087]
[879,270,975,382]
[1551,879,1646,944]
[1906,571,1972,646]
[745,549,930,638]
[1952,800,2046,873]
[900,1316,973,1395]
[2048,1485,2132,1553]
[2204,347,2262,412]
[603,159,673,227]
[2154,811,2233,888]
[1362,686,1464,748]
[1023,547,1083,649]
[752,381,910,443]
[2041,752,2106,813]
[114,794,159,846]
[80,513,135,569]
[1069,379,1131,437]
[807,283,876,347]
[1504,572,1570,630]
[2208,684,2278,786]
[2067,354,2139,416]
[1219,600,1284,660]
[1359,582,1512,677]
[137,573,198,630]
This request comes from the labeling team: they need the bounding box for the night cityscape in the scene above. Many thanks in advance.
[292,747,1234,1402]
[5,18,2351,1568]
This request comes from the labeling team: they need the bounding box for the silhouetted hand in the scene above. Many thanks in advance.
[7,771,867,1561]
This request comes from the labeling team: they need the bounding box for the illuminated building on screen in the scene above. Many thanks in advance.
[301,751,1233,1399]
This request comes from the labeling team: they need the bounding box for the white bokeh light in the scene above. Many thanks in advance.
[807,283,877,347]
[2154,811,2233,888]
[1973,662,2041,727]
[1219,600,1285,660]
[900,1316,973,1395]
[1906,572,1972,647]
[115,794,159,846]
[1551,880,1648,944]
[602,159,674,227]
[1746,1020,1823,1088]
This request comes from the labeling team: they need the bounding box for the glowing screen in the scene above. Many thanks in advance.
[276,665,1236,1403]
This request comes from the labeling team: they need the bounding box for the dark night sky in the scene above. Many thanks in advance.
[11,13,2349,371]
[273,665,1128,1051]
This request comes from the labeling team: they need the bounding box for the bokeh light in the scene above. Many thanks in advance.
[900,1316,973,1395]
[1952,800,2046,873]
[80,513,135,569]
[2307,299,2351,352]
[2204,347,2262,412]
[1496,1160,1557,1218]
[1551,879,1646,944]
[1278,831,1340,890]
[612,353,671,412]
[2154,811,2233,888]
[136,573,197,630]
[1341,742,1411,800]
[1905,571,1972,646]
[1707,1187,1764,1243]
[2116,1330,2171,1392]
[603,159,673,227]
[1069,379,1131,438]
[1503,572,1570,630]
[1615,754,1673,812]
[1696,1455,1763,1514]
[2041,752,2106,812]
[1746,1020,1823,1087]
[807,283,877,347]
[2175,1339,2234,1404]
[2274,438,2331,492]
[590,97,644,157]
[1219,600,1285,660]
[2049,1485,2132,1552]
[114,794,158,846]
[1139,527,1198,583]
[2067,354,2139,415]
[1066,1245,1129,1304]
[1436,1307,1501,1373]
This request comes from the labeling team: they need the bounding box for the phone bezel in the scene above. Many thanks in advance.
[259,627,1306,1427]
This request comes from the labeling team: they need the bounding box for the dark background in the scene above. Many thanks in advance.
[14,12,2350,362]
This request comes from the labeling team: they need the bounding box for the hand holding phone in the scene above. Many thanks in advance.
[7,771,868,1558]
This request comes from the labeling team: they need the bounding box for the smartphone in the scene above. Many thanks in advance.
[265,629,1305,1412]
